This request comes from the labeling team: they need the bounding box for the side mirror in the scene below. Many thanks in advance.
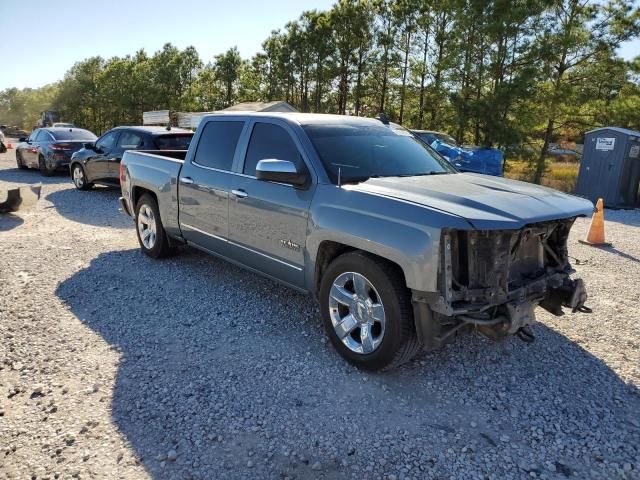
[256,159,308,187]
[18,137,27,143]
[84,142,96,150]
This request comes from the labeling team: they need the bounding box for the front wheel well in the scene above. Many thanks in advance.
[314,241,407,297]
[69,161,80,175]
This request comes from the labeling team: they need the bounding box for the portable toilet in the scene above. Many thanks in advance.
[576,127,640,208]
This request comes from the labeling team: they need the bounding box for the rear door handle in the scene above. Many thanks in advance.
[231,189,248,199]
[180,177,194,185]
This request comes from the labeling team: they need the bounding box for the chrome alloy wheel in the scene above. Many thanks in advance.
[72,165,84,188]
[137,204,157,249]
[328,271,386,354]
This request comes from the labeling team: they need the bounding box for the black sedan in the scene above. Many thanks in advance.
[16,127,97,176]
[69,126,193,190]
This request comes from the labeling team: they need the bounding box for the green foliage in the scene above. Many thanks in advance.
[0,0,638,160]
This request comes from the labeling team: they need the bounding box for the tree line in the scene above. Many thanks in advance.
[1,0,639,180]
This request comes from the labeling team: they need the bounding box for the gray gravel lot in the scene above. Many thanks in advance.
[1,141,639,480]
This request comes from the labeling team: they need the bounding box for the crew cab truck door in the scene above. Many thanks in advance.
[178,119,246,253]
[228,120,314,289]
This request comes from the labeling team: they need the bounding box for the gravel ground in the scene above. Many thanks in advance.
[1,141,639,480]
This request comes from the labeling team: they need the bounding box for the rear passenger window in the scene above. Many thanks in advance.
[243,123,302,176]
[117,131,143,149]
[35,130,51,142]
[193,121,244,170]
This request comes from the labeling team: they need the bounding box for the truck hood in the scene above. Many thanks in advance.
[348,173,594,230]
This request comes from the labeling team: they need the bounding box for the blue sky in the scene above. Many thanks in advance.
[0,0,638,90]
[0,0,335,89]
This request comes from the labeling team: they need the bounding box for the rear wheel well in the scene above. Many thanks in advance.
[132,187,157,210]
[314,241,407,297]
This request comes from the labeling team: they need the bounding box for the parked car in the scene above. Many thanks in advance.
[70,126,193,190]
[120,113,592,371]
[16,127,97,176]
[411,129,504,176]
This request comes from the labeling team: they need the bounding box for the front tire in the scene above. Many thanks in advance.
[16,151,27,170]
[71,163,93,190]
[319,251,421,371]
[135,193,172,259]
[39,155,55,176]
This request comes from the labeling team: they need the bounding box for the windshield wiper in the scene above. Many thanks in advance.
[339,172,448,184]
[394,171,449,177]
[339,176,372,185]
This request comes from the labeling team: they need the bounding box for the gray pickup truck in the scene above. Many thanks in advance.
[120,113,593,370]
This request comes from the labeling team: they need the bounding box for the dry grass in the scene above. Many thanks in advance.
[505,161,579,193]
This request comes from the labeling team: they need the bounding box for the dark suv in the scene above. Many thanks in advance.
[69,126,193,190]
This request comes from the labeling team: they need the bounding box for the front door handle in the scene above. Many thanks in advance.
[231,189,248,199]
[180,177,194,185]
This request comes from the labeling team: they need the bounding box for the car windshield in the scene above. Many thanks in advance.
[154,133,193,150]
[303,123,456,183]
[51,129,96,141]
[436,133,459,146]
[417,132,458,147]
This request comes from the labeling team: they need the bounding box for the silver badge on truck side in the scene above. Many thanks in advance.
[280,239,301,251]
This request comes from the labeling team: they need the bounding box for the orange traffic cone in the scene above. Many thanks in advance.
[6,143,12,149]
[579,198,611,246]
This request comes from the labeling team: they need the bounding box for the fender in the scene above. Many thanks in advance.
[305,186,471,293]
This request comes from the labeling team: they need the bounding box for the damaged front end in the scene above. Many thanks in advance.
[413,218,589,350]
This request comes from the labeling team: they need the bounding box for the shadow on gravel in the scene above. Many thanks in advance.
[0,167,70,186]
[45,187,131,228]
[0,213,24,231]
[56,248,640,479]
[605,208,640,227]
[591,244,640,263]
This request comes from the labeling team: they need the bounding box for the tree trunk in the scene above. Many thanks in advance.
[399,30,412,125]
[379,45,389,113]
[418,26,429,129]
[430,13,446,127]
[354,47,365,116]
[474,36,484,145]
[534,118,554,184]
[315,54,323,112]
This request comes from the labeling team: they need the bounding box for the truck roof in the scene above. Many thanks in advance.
[202,112,387,127]
[111,126,193,135]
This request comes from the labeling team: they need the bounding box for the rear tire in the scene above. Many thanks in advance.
[71,163,93,190]
[16,151,27,170]
[319,251,422,371]
[135,193,173,259]
[39,155,55,177]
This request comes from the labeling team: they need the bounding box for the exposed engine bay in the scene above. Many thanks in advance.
[413,218,589,349]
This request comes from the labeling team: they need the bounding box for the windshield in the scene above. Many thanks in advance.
[51,129,96,141]
[303,123,456,183]
[436,133,458,146]
[416,132,458,147]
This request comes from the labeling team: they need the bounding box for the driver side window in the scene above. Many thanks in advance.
[242,122,303,176]
[96,131,118,152]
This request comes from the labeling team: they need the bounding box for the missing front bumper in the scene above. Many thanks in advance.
[413,275,589,350]
[412,220,590,350]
